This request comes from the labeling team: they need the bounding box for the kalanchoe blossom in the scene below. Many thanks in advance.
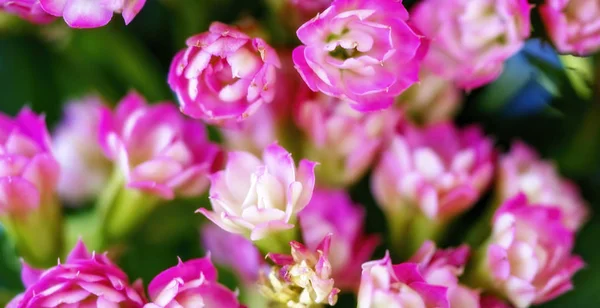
[299,189,379,291]
[398,69,463,125]
[169,22,281,125]
[372,122,495,222]
[473,194,584,308]
[53,97,112,205]
[410,241,480,308]
[201,224,262,283]
[293,0,428,111]
[0,108,62,265]
[295,90,401,187]
[540,0,600,55]
[38,0,145,28]
[198,143,316,241]
[145,256,244,308]
[260,234,340,306]
[498,141,588,230]
[99,91,220,200]
[0,0,55,24]
[7,240,146,308]
[357,251,449,308]
[412,0,531,89]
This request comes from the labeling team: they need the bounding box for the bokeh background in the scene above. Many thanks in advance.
[1,0,599,306]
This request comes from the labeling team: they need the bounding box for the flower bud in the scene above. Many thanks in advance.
[412,0,531,89]
[498,141,589,230]
[169,22,281,125]
[295,90,400,187]
[293,0,428,111]
[540,0,600,55]
[0,108,62,266]
[198,143,316,242]
[469,194,584,308]
[99,91,220,242]
[53,96,111,205]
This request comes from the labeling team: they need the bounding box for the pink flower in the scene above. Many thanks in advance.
[99,91,220,200]
[198,143,316,241]
[498,141,588,230]
[410,241,480,308]
[477,194,584,307]
[53,97,112,205]
[0,108,59,215]
[0,107,62,265]
[293,0,428,111]
[412,0,531,89]
[39,0,145,28]
[540,0,600,55]
[357,252,449,308]
[299,189,379,291]
[168,22,281,125]
[145,256,244,308]
[261,234,340,306]
[372,122,495,222]
[399,69,463,125]
[7,240,146,308]
[294,89,401,187]
[0,0,55,24]
[201,224,262,284]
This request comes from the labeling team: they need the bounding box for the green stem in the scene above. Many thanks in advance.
[102,187,160,246]
[255,227,298,255]
[387,205,416,261]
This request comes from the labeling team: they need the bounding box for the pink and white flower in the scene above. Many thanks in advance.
[145,256,244,308]
[476,194,584,308]
[53,97,112,205]
[198,143,316,241]
[99,91,221,200]
[293,0,428,111]
[0,0,55,24]
[410,241,480,308]
[295,90,401,187]
[399,69,463,125]
[299,188,379,291]
[0,107,62,265]
[39,0,146,28]
[7,240,146,308]
[412,0,531,89]
[168,22,281,125]
[540,0,600,55]
[357,252,449,308]
[261,234,340,306]
[201,224,262,284]
[498,141,588,230]
[372,122,495,222]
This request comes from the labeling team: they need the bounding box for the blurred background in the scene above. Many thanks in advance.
[1,0,599,306]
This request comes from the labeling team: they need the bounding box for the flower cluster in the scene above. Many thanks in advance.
[2,0,596,307]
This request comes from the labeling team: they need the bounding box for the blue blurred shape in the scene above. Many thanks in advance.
[500,39,562,117]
